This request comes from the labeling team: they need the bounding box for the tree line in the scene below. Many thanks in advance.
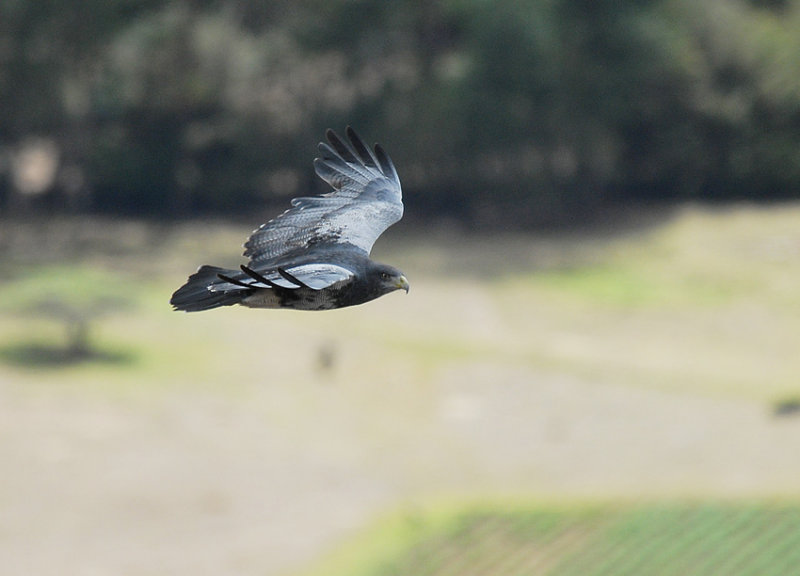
[2,0,799,226]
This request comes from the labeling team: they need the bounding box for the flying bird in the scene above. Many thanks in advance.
[170,127,408,312]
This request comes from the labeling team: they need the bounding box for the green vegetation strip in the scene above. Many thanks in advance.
[301,502,800,576]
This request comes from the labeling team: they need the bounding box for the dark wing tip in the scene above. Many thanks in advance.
[373,142,398,183]
[344,126,379,168]
[240,265,280,289]
[322,126,385,171]
[277,267,311,289]
[324,128,357,164]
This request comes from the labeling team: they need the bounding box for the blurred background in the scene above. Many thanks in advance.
[1,1,800,575]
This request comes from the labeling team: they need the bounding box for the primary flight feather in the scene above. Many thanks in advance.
[170,127,408,312]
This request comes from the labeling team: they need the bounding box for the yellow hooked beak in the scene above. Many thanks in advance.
[396,274,410,294]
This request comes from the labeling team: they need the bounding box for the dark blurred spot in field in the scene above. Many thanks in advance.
[0,342,136,368]
[773,397,800,418]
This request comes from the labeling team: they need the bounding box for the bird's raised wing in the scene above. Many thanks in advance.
[244,127,403,266]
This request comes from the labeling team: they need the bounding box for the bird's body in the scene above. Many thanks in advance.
[170,127,408,312]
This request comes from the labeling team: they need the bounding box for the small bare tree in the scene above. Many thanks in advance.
[21,295,130,360]
[0,266,135,365]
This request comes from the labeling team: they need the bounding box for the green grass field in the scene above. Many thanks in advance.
[301,501,800,576]
[1,203,799,576]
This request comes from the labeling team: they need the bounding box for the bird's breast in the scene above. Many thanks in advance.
[241,287,341,311]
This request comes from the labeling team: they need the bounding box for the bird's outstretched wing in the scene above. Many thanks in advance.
[214,262,355,292]
[244,127,403,266]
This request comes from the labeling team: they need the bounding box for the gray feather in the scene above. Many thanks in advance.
[244,127,402,265]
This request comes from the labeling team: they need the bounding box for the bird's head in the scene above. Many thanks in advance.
[372,263,409,296]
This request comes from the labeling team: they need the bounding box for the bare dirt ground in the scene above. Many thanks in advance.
[1,207,800,576]
[3,360,800,576]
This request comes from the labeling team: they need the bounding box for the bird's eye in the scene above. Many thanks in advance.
[380,272,390,280]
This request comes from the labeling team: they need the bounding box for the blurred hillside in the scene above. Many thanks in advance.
[2,0,800,225]
[2,205,800,576]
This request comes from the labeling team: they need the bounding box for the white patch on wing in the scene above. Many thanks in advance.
[284,263,354,289]
[263,275,300,289]
[211,264,354,291]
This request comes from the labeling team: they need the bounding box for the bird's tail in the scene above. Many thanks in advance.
[170,265,251,312]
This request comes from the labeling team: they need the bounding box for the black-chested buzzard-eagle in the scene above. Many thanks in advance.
[170,127,408,312]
